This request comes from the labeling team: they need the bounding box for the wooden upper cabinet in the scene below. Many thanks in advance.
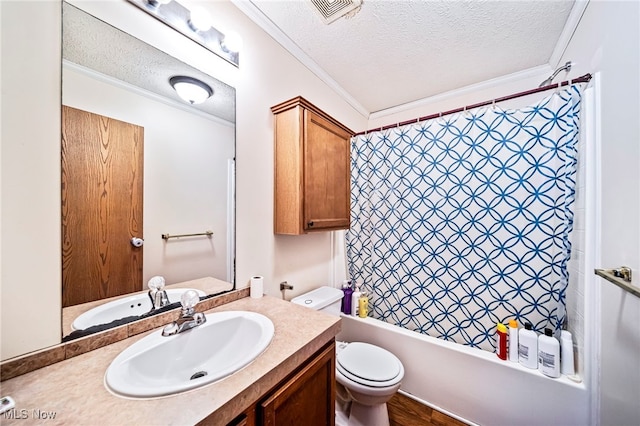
[272,97,353,235]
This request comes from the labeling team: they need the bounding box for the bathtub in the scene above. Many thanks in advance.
[337,315,588,426]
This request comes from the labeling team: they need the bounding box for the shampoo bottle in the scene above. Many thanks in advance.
[508,319,519,362]
[518,322,538,369]
[351,284,361,317]
[496,323,508,360]
[341,281,353,315]
[538,328,560,378]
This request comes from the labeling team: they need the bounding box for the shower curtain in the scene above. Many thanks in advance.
[346,86,583,352]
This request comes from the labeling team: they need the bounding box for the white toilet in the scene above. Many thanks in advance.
[292,286,404,426]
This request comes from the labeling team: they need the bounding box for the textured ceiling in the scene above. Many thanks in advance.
[62,2,235,123]
[243,0,576,115]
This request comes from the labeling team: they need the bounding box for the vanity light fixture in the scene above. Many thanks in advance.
[169,76,213,105]
[221,31,243,53]
[127,0,241,67]
[188,7,213,32]
[146,0,172,7]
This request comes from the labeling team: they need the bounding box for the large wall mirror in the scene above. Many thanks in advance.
[61,2,236,340]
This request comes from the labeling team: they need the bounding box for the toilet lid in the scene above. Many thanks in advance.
[336,342,402,386]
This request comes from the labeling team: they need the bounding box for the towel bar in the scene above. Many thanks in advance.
[161,230,213,240]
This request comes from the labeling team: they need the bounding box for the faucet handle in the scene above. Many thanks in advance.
[180,290,200,313]
[148,275,166,291]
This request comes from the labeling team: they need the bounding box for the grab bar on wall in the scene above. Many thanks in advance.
[161,230,213,240]
[595,267,639,298]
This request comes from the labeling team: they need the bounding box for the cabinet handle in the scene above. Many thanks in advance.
[308,221,314,227]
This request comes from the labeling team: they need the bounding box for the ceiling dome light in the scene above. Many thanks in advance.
[188,6,213,32]
[221,31,243,53]
[169,76,213,105]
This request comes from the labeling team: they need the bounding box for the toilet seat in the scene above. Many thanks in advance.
[336,342,402,388]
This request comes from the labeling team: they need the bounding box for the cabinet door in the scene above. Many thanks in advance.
[260,342,336,426]
[303,110,351,232]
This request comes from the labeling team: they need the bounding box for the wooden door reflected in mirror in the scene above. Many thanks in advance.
[62,106,144,307]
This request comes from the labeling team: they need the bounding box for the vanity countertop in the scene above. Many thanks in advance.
[0,296,341,425]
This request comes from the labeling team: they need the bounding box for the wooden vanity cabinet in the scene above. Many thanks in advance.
[222,341,336,426]
[271,97,353,235]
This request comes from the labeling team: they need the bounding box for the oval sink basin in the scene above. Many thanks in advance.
[72,288,206,330]
[105,311,275,398]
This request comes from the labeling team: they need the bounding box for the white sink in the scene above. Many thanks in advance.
[104,310,275,398]
[71,288,206,330]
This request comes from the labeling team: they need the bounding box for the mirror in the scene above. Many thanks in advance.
[61,2,235,340]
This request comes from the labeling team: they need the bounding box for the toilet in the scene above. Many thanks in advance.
[292,286,404,426]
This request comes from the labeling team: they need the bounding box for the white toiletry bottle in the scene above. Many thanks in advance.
[518,322,538,369]
[538,328,560,378]
[351,283,361,317]
[508,319,519,362]
[560,330,576,376]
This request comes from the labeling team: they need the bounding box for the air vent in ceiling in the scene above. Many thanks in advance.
[310,0,363,24]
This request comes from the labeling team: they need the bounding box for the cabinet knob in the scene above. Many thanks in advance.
[308,221,314,227]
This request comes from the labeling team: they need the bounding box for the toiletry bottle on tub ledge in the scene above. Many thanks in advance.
[496,323,508,360]
[518,322,538,369]
[538,328,560,378]
[341,281,353,315]
[351,283,361,317]
[358,292,369,318]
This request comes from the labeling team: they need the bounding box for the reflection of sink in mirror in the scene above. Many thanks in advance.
[105,311,274,398]
[71,289,206,331]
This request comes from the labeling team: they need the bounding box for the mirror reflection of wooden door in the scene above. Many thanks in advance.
[62,106,143,307]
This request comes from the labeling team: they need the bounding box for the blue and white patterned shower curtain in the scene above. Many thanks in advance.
[346,86,583,352]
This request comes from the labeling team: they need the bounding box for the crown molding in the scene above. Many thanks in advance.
[230,0,369,118]
[232,0,587,122]
[63,60,235,127]
[368,64,551,121]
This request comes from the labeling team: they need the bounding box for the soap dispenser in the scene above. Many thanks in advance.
[341,281,353,315]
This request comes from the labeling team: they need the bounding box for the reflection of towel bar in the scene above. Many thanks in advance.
[161,230,213,240]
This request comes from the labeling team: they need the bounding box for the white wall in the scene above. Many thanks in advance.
[210,1,368,298]
[559,2,640,424]
[63,66,234,287]
[0,1,62,360]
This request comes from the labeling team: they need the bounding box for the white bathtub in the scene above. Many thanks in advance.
[337,315,588,426]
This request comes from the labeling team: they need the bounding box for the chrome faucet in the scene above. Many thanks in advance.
[148,276,170,310]
[162,290,207,336]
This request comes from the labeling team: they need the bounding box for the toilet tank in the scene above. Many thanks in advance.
[291,286,343,316]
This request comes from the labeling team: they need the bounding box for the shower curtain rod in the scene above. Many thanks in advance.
[354,73,593,136]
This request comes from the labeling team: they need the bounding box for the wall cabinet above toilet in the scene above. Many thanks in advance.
[271,97,353,235]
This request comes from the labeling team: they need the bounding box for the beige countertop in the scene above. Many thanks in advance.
[0,296,341,426]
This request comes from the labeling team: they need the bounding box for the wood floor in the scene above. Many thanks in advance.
[388,392,468,426]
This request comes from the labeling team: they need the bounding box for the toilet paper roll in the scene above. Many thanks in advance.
[250,276,264,299]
